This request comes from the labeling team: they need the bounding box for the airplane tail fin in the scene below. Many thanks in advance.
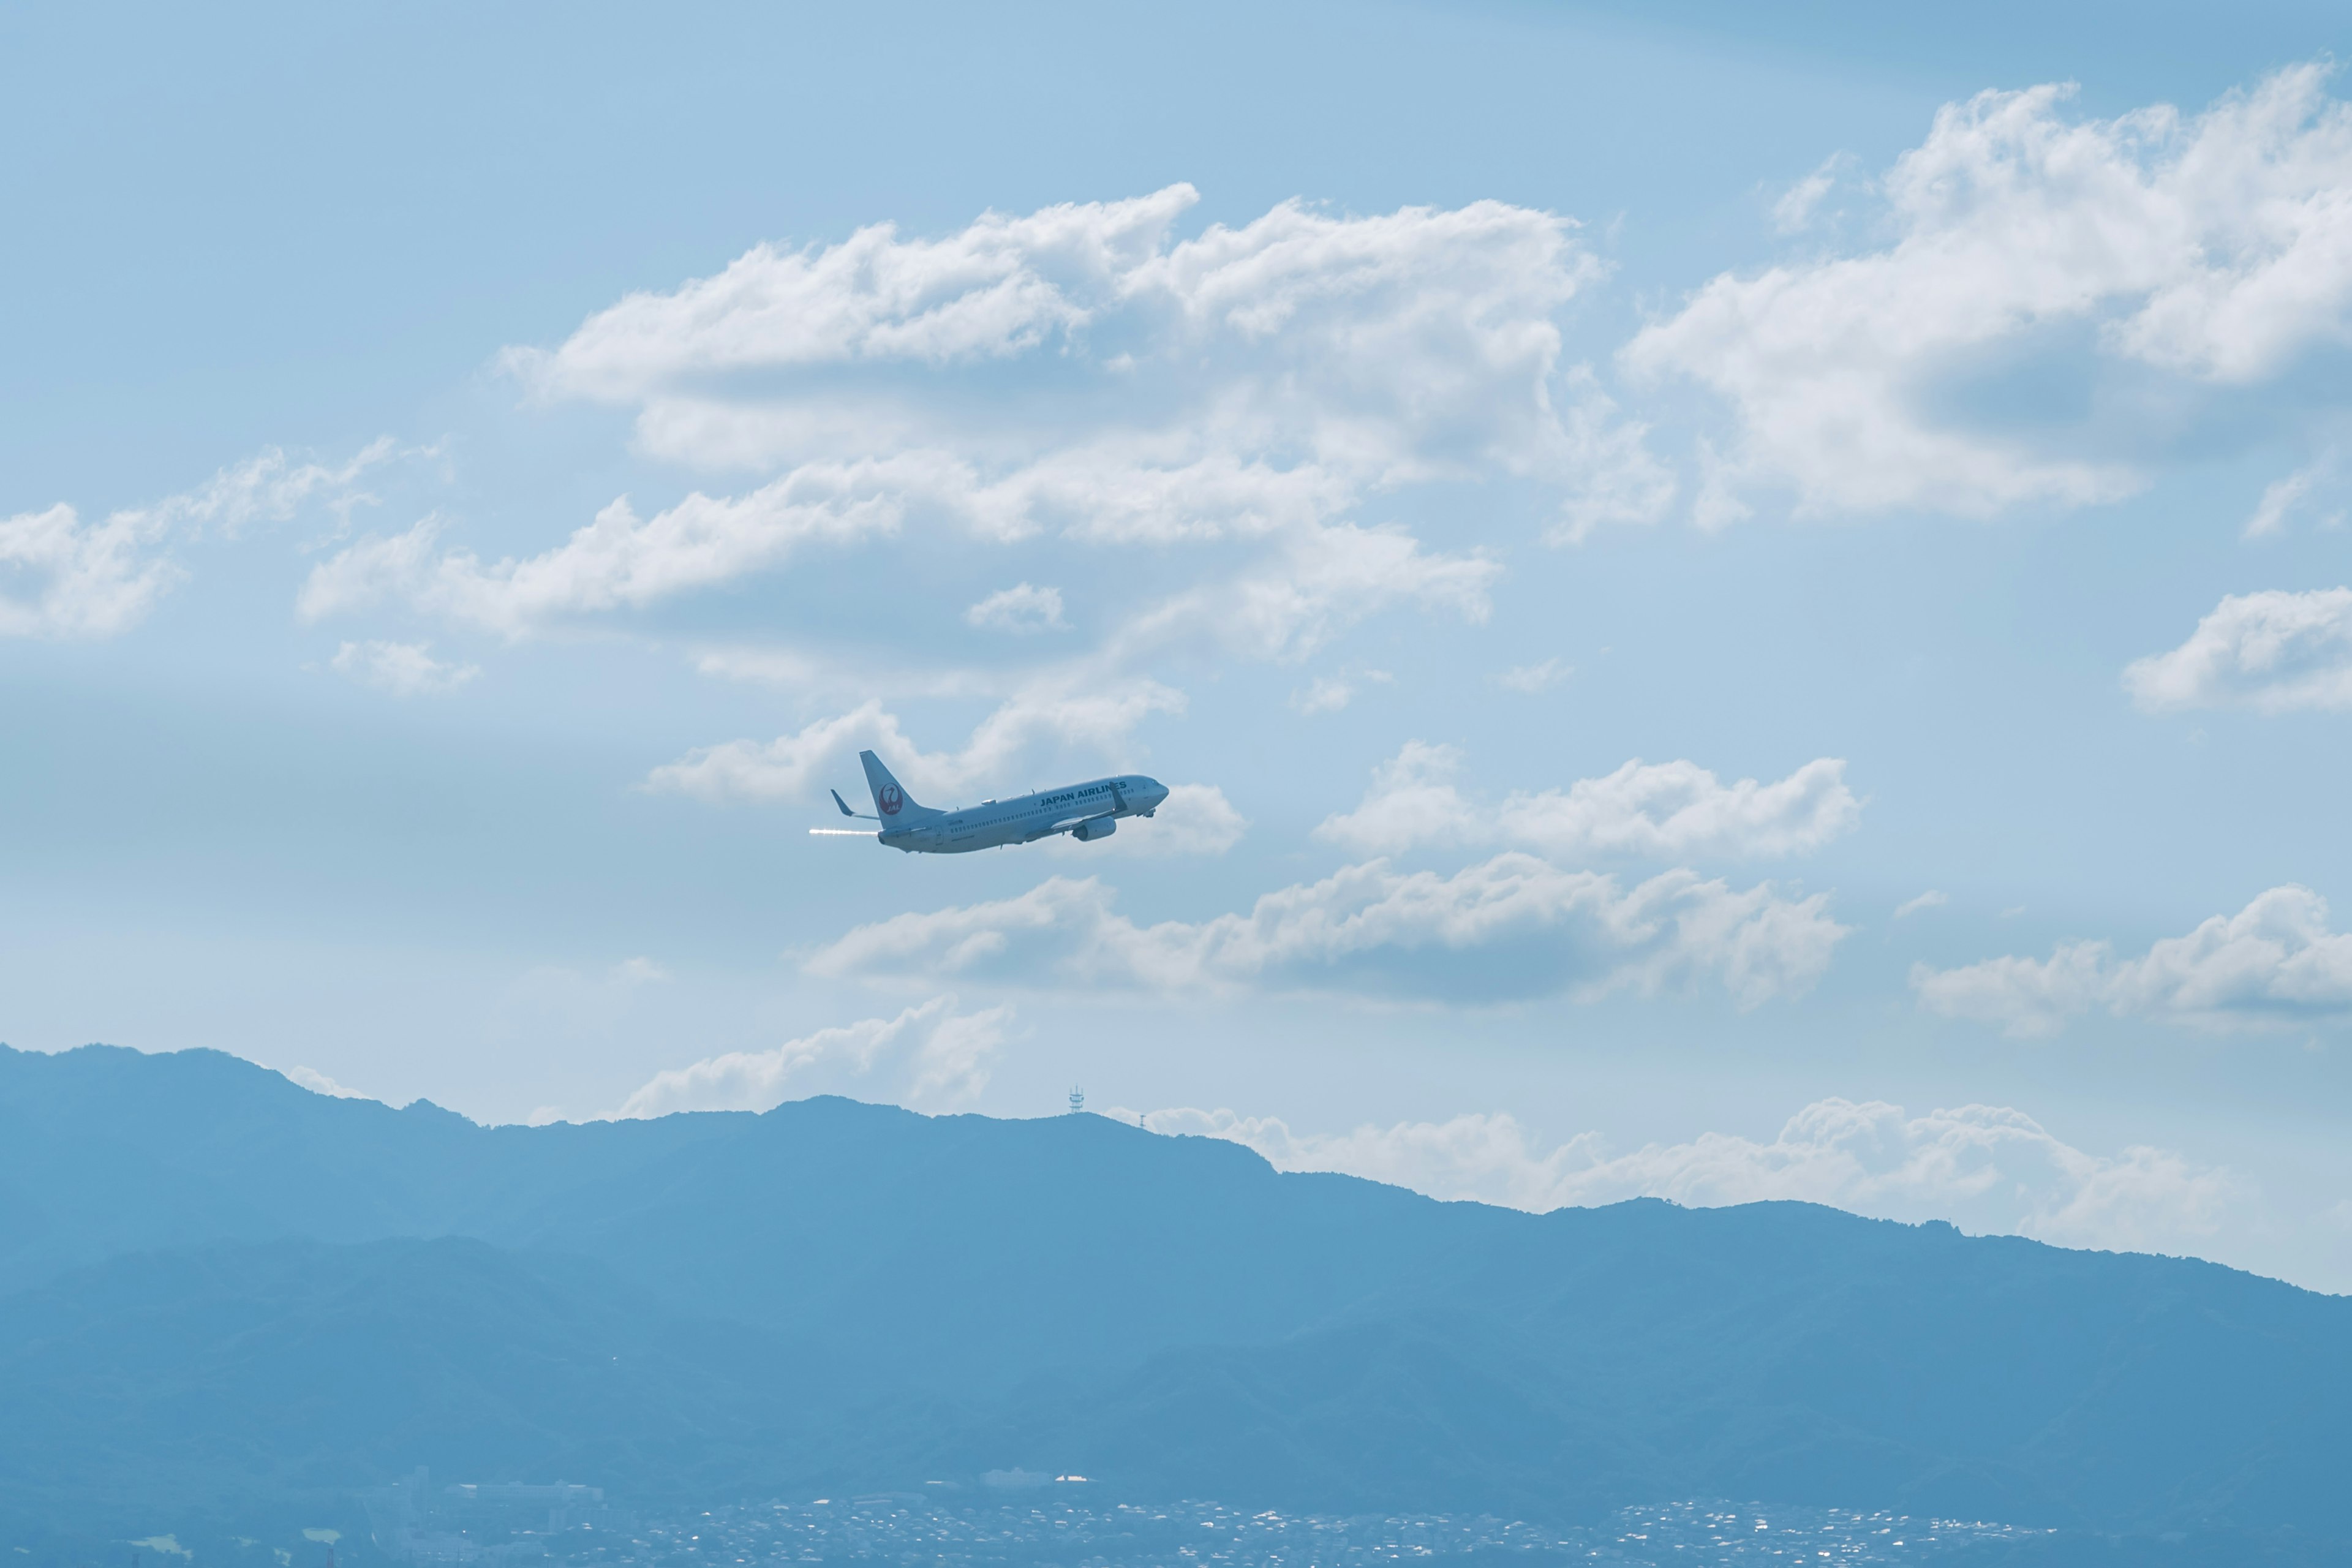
[859,749,939,822]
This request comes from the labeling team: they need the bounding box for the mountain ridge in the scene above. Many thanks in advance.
[2,1042,2345,1552]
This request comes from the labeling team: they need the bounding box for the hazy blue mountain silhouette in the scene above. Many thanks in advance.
[2,1043,2346,1556]
[0,1237,812,1504]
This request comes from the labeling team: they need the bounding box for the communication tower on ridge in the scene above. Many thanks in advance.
[1068,1085,1085,1114]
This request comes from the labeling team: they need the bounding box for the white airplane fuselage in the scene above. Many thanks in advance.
[884,774,1168,854]
[828,750,1172,854]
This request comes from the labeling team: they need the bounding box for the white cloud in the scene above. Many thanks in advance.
[510,188,1201,395]
[331,189,1662,640]
[2244,451,2340,537]
[688,645,832,690]
[298,456,935,635]
[2245,469,2313,539]
[1139,1096,2245,1256]
[330,639,479,697]
[966,582,1067,633]
[4,439,405,640]
[1109,522,1497,665]
[1771,154,1853,235]
[1291,674,1358,714]
[534,184,1611,488]
[1894,889,1949,918]
[2124,587,2352,712]
[1545,367,1680,541]
[1495,657,1569,694]
[1627,66,2352,519]
[685,644,1007,702]
[1042,782,1248,858]
[1913,884,2352,1036]
[650,682,1237,851]
[613,996,1012,1117]
[0,502,184,639]
[295,514,447,624]
[807,854,1847,1008]
[1289,668,1394,715]
[610,957,671,985]
[645,683,1184,806]
[281,1065,372,1100]
[172,437,403,538]
[647,523,1491,821]
[1912,942,2111,1038]
[1314,742,1861,861]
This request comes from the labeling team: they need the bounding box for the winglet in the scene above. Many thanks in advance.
[831,788,856,817]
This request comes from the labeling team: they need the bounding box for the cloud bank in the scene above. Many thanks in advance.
[1913,884,2352,1035]
[808,856,1847,1006]
[616,996,1012,1118]
[1629,66,2352,520]
[1314,742,1860,861]
[1139,1097,2246,1257]
[307,187,1661,639]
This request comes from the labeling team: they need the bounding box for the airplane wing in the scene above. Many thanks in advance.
[809,827,879,838]
[1025,808,1118,842]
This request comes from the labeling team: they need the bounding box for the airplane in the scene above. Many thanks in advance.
[812,749,1171,854]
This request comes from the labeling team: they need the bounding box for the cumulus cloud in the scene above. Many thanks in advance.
[646,525,1483,803]
[1628,66,2352,519]
[298,456,930,635]
[508,188,1201,394]
[645,685,1184,806]
[0,502,185,638]
[1108,522,1497,665]
[967,582,1067,633]
[1035,782,1248,858]
[1314,742,1861,861]
[333,187,1664,639]
[1495,657,1569,694]
[662,688,1238,853]
[1894,889,1949,918]
[330,639,479,697]
[522,186,1606,482]
[1139,1096,2246,1256]
[645,524,1497,809]
[171,437,404,538]
[1913,943,2111,1038]
[807,854,1847,1007]
[614,996,1012,1118]
[4,438,407,639]
[2124,587,2352,712]
[1545,368,1680,542]
[1913,884,2352,1035]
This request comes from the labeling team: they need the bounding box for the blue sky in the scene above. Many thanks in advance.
[7,1,2352,1289]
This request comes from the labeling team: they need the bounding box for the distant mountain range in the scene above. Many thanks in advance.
[3,1044,2346,1565]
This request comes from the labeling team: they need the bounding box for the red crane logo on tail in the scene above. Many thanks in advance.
[878,783,904,816]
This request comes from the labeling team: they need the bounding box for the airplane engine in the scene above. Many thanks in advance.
[1073,818,1117,842]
